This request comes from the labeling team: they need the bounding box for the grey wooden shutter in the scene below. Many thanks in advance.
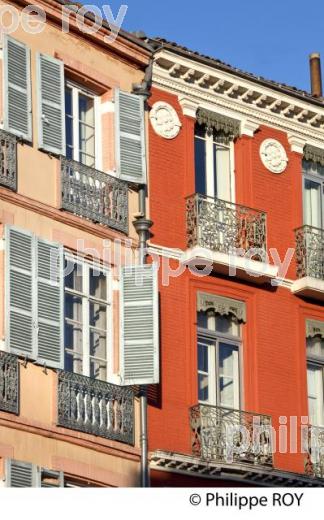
[115,90,146,184]
[7,460,35,487]
[6,227,35,357]
[37,53,65,155]
[36,238,64,368]
[3,36,32,141]
[120,264,159,385]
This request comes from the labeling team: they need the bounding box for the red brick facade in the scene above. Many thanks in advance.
[147,85,324,484]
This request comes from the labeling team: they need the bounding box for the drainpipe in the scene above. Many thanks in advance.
[132,54,154,488]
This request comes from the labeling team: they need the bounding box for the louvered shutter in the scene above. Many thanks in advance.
[6,227,35,357]
[120,264,159,385]
[115,90,146,184]
[7,460,35,487]
[3,36,32,141]
[37,53,65,155]
[36,239,64,368]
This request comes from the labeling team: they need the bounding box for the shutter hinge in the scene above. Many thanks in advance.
[0,238,5,251]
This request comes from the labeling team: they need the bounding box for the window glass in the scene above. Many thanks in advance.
[195,133,207,195]
[197,307,241,407]
[90,269,107,300]
[194,123,232,201]
[79,93,95,167]
[64,259,82,292]
[304,178,322,228]
[64,257,109,381]
[214,142,231,201]
[219,342,239,409]
[307,364,324,426]
[65,86,74,160]
[65,84,96,168]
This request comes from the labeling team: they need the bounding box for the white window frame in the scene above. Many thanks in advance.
[65,80,102,170]
[306,332,324,428]
[197,312,242,409]
[302,159,324,229]
[195,125,236,202]
[64,253,113,382]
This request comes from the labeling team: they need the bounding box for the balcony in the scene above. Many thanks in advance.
[184,194,277,282]
[190,404,273,467]
[57,371,134,445]
[0,130,17,191]
[0,351,19,414]
[306,425,324,479]
[292,225,324,301]
[61,157,129,233]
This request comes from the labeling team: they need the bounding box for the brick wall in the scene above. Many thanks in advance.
[147,86,324,478]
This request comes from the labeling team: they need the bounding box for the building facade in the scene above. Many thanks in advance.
[0,0,159,487]
[146,39,324,486]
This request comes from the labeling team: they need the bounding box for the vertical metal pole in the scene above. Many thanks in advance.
[133,186,152,488]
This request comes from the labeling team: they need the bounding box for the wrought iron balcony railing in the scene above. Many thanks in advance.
[0,130,17,191]
[295,225,324,280]
[190,404,273,467]
[57,371,134,445]
[0,351,19,414]
[305,425,324,479]
[186,193,267,255]
[61,157,129,233]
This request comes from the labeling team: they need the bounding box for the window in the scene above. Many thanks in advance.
[64,255,111,381]
[303,160,324,229]
[194,122,234,202]
[197,309,241,409]
[65,83,98,168]
[307,327,324,427]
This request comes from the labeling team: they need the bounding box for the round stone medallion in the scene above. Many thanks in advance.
[259,138,288,174]
[149,101,182,139]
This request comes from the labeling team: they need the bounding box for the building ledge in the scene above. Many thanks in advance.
[291,277,324,301]
[182,246,278,284]
[150,450,324,487]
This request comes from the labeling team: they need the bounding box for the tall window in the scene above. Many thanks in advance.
[65,83,97,168]
[307,329,324,426]
[303,160,324,229]
[197,309,241,409]
[64,256,110,381]
[194,123,233,202]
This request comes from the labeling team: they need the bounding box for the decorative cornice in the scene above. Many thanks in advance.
[306,319,324,338]
[197,292,246,322]
[153,50,324,147]
[241,119,260,137]
[287,134,307,154]
[178,95,199,118]
[304,144,324,165]
[196,108,240,142]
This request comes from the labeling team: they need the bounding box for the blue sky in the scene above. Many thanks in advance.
[92,0,324,93]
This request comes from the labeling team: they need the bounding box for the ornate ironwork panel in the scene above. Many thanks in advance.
[295,225,324,280]
[190,404,273,467]
[0,351,19,414]
[61,157,129,233]
[0,130,17,191]
[57,371,134,445]
[186,194,267,256]
[305,425,324,479]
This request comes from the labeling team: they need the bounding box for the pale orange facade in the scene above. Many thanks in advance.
[0,0,151,487]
